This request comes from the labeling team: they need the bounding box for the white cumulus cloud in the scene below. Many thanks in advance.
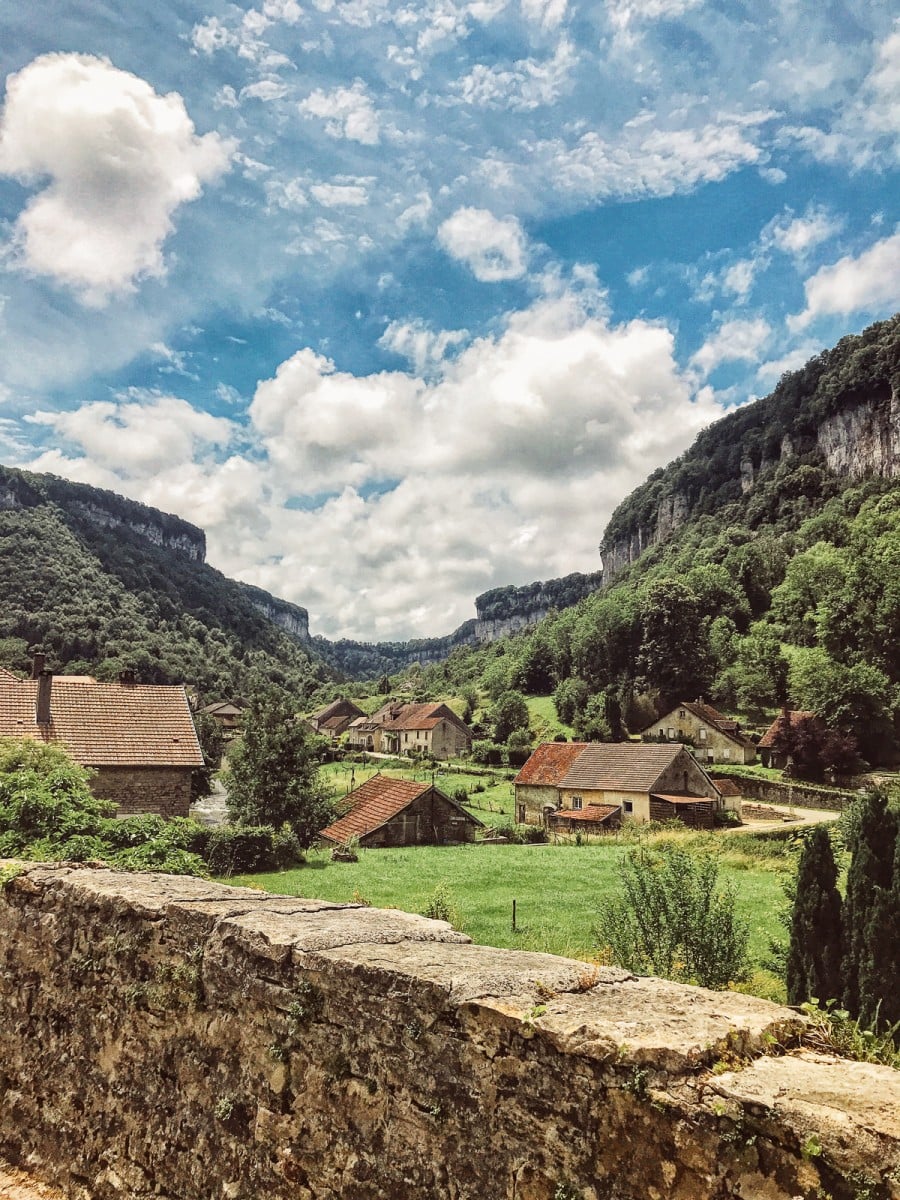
[691,317,771,376]
[0,54,233,306]
[791,229,900,329]
[299,81,381,144]
[437,207,529,281]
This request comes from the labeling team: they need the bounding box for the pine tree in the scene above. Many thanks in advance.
[841,791,898,1021]
[785,825,843,1006]
[855,827,900,1030]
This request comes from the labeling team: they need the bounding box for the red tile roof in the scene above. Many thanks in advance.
[553,804,620,824]
[758,711,817,748]
[0,676,204,767]
[319,774,431,843]
[714,779,743,796]
[0,668,19,681]
[513,742,589,786]
[381,702,471,736]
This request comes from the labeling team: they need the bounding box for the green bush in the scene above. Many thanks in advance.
[201,824,303,875]
[597,844,750,989]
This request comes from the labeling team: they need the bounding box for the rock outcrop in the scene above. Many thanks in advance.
[239,583,311,641]
[1,864,898,1200]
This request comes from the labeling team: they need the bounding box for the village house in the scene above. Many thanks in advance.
[514,741,738,831]
[643,700,756,764]
[0,663,204,818]
[199,698,245,739]
[307,697,365,741]
[346,701,472,758]
[756,709,817,769]
[318,773,483,848]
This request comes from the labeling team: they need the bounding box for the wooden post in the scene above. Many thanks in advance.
[512,899,517,931]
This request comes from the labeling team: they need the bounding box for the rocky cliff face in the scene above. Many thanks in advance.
[601,380,900,586]
[69,500,207,562]
[1,864,898,1200]
[239,583,311,641]
[817,386,900,479]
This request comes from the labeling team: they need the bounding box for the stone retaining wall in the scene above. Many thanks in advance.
[1,864,899,1200]
[712,772,854,812]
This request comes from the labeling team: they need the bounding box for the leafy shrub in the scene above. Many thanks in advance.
[451,785,469,804]
[521,825,548,843]
[597,844,750,989]
[201,824,303,875]
[471,740,504,766]
[422,880,458,926]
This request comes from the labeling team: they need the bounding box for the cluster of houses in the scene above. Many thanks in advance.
[0,658,810,850]
[307,697,473,758]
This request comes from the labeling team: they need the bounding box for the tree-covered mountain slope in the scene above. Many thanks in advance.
[425,316,900,767]
[0,466,327,700]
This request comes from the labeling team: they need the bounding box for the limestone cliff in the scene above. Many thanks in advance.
[239,582,311,641]
[601,315,900,585]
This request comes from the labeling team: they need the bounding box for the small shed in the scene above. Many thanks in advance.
[319,773,483,848]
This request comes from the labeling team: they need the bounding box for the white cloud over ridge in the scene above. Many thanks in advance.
[0,54,233,306]
[791,229,900,329]
[28,286,725,639]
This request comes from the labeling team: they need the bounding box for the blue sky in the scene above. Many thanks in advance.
[0,1,898,640]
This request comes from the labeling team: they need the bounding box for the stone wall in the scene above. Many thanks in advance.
[1,865,899,1200]
[710,772,854,812]
[90,767,193,818]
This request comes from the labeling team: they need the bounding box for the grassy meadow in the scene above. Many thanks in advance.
[225,824,798,1001]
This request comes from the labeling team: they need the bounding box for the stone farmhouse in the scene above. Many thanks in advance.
[514,741,738,830]
[307,697,365,740]
[319,773,482,847]
[756,709,818,769]
[642,700,756,764]
[0,666,203,818]
[346,701,473,758]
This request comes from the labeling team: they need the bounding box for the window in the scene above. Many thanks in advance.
[699,728,707,741]
[571,796,583,810]
[678,709,686,717]
[667,727,675,738]
[623,800,633,813]
[722,748,731,759]
[517,804,526,823]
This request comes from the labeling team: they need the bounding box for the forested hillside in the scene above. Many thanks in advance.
[0,466,327,700]
[425,316,900,767]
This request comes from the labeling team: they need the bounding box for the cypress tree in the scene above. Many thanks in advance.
[855,826,900,1030]
[841,791,898,1020]
[786,825,843,1006]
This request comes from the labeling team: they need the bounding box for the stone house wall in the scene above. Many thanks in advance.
[360,788,477,846]
[0,866,897,1200]
[89,766,193,818]
[651,708,755,764]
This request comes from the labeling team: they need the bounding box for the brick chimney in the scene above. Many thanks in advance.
[36,669,53,726]
[31,653,45,680]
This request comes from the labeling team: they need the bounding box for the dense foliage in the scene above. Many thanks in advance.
[225,690,333,845]
[0,465,326,701]
[785,826,843,1006]
[423,316,900,764]
[0,737,301,875]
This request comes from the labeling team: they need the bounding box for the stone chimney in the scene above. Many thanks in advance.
[31,653,45,680]
[36,670,53,726]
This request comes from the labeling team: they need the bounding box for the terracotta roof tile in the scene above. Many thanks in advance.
[381,702,471,736]
[513,742,589,786]
[0,677,203,767]
[0,668,19,681]
[758,711,817,748]
[552,804,620,824]
[560,742,685,792]
[714,779,743,796]
[319,774,432,843]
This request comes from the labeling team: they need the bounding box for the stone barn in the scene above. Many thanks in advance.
[319,773,483,848]
[0,667,203,818]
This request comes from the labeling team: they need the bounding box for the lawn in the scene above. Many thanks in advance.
[225,828,794,998]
